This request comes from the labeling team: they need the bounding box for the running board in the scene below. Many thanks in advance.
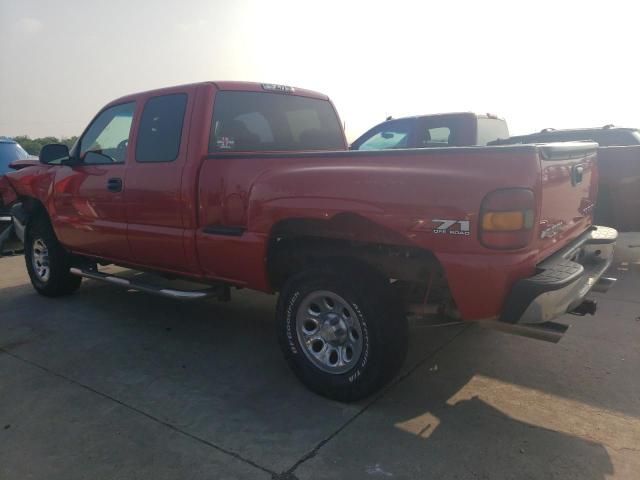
[69,268,220,300]
[478,319,569,343]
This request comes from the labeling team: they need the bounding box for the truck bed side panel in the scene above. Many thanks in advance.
[197,147,544,320]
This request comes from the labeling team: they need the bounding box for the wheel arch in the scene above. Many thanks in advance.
[12,196,49,243]
[266,215,454,314]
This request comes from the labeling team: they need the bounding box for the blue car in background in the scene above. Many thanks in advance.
[0,137,30,174]
[1,137,30,254]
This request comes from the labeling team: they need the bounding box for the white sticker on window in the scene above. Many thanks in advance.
[216,137,235,150]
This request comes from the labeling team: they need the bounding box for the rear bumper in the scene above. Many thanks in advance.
[500,226,618,325]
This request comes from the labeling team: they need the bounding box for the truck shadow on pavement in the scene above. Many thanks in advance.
[1,259,638,478]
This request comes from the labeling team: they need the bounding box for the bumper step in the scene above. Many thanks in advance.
[500,225,617,326]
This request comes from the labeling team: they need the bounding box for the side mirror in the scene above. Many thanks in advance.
[39,144,70,165]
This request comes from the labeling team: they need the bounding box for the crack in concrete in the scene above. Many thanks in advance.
[0,347,278,478]
[281,325,471,477]
[1,324,470,480]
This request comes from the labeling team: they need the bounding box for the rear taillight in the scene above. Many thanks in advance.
[480,188,535,249]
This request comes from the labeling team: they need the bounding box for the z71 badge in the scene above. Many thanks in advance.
[432,219,471,236]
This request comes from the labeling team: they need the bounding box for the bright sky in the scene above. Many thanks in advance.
[1,0,639,141]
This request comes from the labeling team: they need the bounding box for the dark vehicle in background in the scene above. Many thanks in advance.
[492,125,640,147]
[351,112,509,150]
[490,126,640,231]
[0,137,30,254]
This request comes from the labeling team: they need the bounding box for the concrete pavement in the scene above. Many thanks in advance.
[1,235,639,479]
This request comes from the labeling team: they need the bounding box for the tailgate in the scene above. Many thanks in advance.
[535,142,599,260]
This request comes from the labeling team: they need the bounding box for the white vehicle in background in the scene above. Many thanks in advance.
[350,112,509,150]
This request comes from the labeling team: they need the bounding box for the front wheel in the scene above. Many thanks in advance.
[276,264,408,402]
[25,215,82,297]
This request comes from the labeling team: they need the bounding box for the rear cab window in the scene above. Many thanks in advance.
[210,91,344,152]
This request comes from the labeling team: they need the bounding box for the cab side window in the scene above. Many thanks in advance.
[136,94,187,162]
[422,126,451,147]
[80,102,135,164]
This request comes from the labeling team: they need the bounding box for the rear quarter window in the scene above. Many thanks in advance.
[210,91,345,152]
[417,115,474,147]
[476,117,510,145]
[136,94,187,162]
[423,126,451,146]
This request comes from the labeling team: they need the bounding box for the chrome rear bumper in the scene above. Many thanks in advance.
[500,226,618,326]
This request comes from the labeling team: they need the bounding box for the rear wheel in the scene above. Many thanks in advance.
[25,215,81,297]
[276,264,408,402]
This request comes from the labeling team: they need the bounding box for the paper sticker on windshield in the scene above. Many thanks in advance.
[217,136,235,150]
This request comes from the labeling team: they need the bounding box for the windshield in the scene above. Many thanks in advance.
[0,142,29,174]
[353,119,413,150]
[632,130,640,144]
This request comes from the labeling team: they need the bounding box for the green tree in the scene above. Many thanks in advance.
[13,135,79,156]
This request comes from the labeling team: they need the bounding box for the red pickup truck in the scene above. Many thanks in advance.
[0,82,617,401]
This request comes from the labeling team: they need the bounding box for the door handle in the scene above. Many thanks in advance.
[107,177,123,192]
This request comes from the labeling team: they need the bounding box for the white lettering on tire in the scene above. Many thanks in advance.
[285,291,300,354]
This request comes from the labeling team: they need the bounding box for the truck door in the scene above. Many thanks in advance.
[52,102,135,260]
[123,89,195,272]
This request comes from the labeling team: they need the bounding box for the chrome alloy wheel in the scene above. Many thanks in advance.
[32,238,50,283]
[295,290,364,374]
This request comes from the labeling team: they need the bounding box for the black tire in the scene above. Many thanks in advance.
[276,263,408,402]
[25,214,82,297]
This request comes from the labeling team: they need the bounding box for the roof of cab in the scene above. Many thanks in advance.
[532,126,638,134]
[108,81,329,106]
[383,112,506,123]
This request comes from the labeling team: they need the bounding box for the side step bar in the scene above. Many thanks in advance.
[70,268,221,300]
[478,319,569,343]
